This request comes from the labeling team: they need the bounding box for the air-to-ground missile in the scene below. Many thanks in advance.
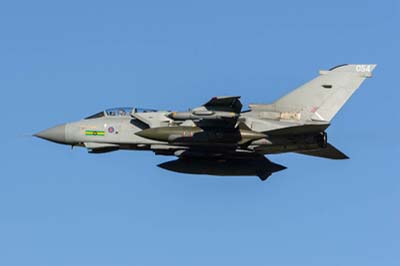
[135,125,266,145]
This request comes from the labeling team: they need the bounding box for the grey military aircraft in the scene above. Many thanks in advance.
[35,64,376,181]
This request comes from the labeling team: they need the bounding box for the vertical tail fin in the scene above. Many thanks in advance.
[253,64,377,122]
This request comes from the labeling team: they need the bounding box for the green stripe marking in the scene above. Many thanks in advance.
[85,130,105,136]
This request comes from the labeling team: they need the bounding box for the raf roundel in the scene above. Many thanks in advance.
[108,126,115,134]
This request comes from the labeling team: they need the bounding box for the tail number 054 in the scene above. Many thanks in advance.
[356,65,372,73]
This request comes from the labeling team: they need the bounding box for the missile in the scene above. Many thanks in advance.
[135,125,266,145]
[167,110,239,121]
[136,126,203,142]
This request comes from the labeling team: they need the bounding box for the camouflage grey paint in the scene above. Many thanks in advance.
[35,64,376,181]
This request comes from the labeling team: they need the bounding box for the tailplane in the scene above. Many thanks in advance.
[296,143,349,160]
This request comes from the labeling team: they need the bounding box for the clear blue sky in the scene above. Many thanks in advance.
[1,0,399,265]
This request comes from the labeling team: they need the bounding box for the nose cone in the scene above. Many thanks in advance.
[34,124,67,144]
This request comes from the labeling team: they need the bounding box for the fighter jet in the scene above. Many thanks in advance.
[35,64,376,181]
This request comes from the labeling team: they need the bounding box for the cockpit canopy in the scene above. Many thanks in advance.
[105,107,133,117]
[85,107,158,119]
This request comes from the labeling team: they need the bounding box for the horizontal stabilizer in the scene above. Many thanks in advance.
[296,143,349,160]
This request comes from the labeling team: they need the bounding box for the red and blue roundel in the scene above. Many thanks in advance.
[108,126,115,133]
